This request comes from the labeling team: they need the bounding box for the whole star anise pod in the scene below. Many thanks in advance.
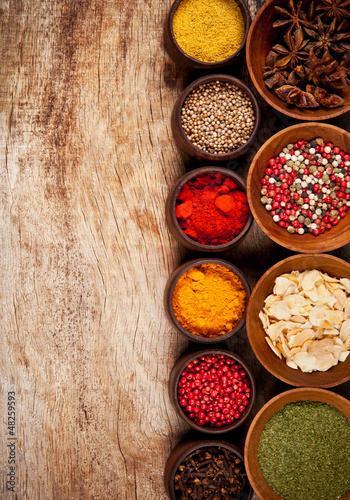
[273,28,309,69]
[305,17,350,55]
[305,49,349,90]
[263,50,290,88]
[316,0,350,21]
[306,84,345,107]
[273,0,315,31]
[275,85,319,107]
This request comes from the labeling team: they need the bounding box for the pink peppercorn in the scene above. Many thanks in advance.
[177,354,252,429]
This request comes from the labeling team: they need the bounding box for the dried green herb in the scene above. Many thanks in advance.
[258,401,350,500]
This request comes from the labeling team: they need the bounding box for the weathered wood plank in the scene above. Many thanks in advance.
[0,0,349,499]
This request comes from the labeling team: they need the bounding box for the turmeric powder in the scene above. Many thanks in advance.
[173,0,246,63]
[172,263,246,338]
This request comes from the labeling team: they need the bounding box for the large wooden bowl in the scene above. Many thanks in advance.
[246,253,350,387]
[246,0,350,121]
[247,122,350,253]
[164,0,250,71]
[244,387,350,500]
[165,166,253,252]
[171,74,261,162]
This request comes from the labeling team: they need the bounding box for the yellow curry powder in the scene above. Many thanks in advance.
[173,0,245,63]
[172,263,246,338]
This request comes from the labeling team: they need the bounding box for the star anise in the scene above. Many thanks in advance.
[263,50,290,88]
[305,49,350,90]
[273,28,309,69]
[305,17,350,55]
[316,0,350,21]
[306,84,345,107]
[286,65,308,85]
[273,0,315,31]
[275,85,319,107]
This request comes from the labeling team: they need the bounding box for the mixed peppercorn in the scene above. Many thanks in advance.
[177,354,251,428]
[260,137,350,235]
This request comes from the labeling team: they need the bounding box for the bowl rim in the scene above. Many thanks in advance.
[165,436,253,500]
[167,0,251,68]
[164,257,251,343]
[247,122,350,253]
[246,252,350,387]
[169,348,256,433]
[244,387,350,500]
[174,73,261,160]
[246,0,350,120]
[167,166,253,251]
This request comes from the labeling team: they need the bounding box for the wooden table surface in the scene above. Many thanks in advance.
[1,0,350,499]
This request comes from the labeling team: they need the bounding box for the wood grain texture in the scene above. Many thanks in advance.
[0,0,349,499]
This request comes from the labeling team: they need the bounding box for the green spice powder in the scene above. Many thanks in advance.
[258,401,350,500]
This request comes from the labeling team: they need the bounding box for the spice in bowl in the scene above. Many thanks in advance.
[260,137,350,235]
[258,400,350,500]
[177,353,252,428]
[263,1,350,109]
[175,172,249,246]
[174,446,248,499]
[259,269,350,373]
[181,81,255,154]
[173,0,245,63]
[172,263,247,338]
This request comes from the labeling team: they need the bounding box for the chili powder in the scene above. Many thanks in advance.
[175,173,249,246]
[258,401,350,500]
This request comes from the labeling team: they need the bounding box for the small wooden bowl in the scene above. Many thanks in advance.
[244,387,350,500]
[165,436,253,500]
[165,166,253,252]
[164,0,250,71]
[164,258,250,343]
[246,253,350,388]
[169,348,256,433]
[247,122,350,253]
[171,74,261,162]
[246,0,350,121]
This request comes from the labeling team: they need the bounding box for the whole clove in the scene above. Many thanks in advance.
[173,447,247,500]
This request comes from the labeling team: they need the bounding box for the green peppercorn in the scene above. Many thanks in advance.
[287,226,295,234]
[261,196,268,204]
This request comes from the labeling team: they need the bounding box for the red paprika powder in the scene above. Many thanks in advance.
[175,173,249,245]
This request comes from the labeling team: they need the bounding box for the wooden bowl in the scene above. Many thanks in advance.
[169,348,256,434]
[246,0,350,121]
[164,0,250,71]
[247,122,350,253]
[244,387,350,500]
[165,436,253,500]
[246,253,350,388]
[164,258,250,343]
[171,74,261,162]
[165,166,253,252]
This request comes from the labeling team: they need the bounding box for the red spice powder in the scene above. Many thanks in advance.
[175,173,249,245]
